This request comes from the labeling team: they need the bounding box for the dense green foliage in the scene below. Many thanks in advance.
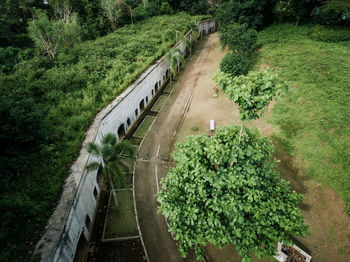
[309,24,350,42]
[0,0,211,48]
[215,0,275,29]
[219,23,257,52]
[214,70,289,121]
[256,23,350,214]
[165,48,185,81]
[0,13,199,261]
[158,126,310,261]
[220,52,247,76]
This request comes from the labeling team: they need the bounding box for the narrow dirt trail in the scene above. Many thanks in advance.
[134,34,218,262]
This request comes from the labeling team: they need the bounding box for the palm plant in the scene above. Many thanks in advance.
[86,133,136,205]
[165,48,185,84]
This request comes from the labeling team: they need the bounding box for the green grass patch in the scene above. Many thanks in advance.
[127,137,143,146]
[134,116,155,138]
[151,94,168,111]
[164,84,173,93]
[104,190,138,239]
[255,23,350,214]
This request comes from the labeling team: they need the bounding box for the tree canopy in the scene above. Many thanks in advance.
[214,69,289,121]
[157,125,310,261]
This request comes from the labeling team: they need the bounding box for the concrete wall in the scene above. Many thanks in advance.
[36,19,216,262]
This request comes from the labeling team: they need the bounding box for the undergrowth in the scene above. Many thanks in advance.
[0,13,201,261]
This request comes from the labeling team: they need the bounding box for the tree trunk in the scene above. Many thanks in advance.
[107,166,118,207]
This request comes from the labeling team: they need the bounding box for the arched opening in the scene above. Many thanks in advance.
[185,46,189,57]
[73,231,88,262]
[166,70,169,79]
[139,99,145,111]
[127,118,131,126]
[135,109,138,117]
[159,80,161,87]
[155,82,159,93]
[151,90,154,96]
[117,123,126,140]
[146,96,148,103]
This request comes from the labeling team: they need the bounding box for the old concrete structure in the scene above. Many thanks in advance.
[35,19,216,262]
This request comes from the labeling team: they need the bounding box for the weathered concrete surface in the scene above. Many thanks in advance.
[35,20,216,262]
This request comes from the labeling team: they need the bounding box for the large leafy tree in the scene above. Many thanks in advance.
[157,126,310,261]
[214,69,289,140]
[215,0,271,29]
[219,23,257,53]
[28,8,81,60]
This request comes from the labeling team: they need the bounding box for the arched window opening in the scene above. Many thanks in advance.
[139,99,145,111]
[117,123,126,140]
[127,118,131,126]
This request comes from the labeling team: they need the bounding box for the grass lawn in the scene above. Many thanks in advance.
[134,116,155,138]
[253,23,350,214]
[151,94,168,112]
[127,136,143,146]
[104,190,139,239]
[164,84,173,93]
[111,156,135,189]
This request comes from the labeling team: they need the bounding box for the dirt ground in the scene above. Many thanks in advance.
[175,33,350,262]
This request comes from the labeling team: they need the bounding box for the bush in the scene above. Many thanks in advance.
[215,0,269,29]
[220,52,247,76]
[219,23,257,52]
[310,25,350,42]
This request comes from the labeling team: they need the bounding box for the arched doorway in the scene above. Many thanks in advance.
[155,82,158,93]
[73,231,88,262]
[117,123,126,140]
[127,118,131,126]
[139,99,145,111]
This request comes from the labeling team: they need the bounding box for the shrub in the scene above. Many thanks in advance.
[220,52,247,76]
[219,23,257,52]
[215,0,270,29]
[310,25,350,42]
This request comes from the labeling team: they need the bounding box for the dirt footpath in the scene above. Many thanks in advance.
[134,34,218,262]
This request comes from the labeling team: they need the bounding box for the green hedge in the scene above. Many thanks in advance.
[219,52,247,76]
[310,25,350,42]
[0,13,201,261]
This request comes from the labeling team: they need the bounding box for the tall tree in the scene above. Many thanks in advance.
[101,0,122,31]
[28,7,81,60]
[165,48,185,84]
[157,126,310,261]
[86,133,136,203]
[214,69,289,141]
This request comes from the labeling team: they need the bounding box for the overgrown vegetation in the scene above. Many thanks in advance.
[255,23,350,214]
[0,13,200,261]
[219,52,247,76]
